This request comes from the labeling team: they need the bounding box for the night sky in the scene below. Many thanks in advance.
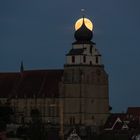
[0,0,140,112]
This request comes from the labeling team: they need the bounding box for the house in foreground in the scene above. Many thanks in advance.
[104,107,140,131]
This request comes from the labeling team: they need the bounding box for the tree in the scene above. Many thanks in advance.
[0,103,14,131]
[28,109,45,140]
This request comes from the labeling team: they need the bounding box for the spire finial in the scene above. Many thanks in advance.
[81,9,86,18]
[81,9,85,16]
[81,9,86,24]
[20,61,24,73]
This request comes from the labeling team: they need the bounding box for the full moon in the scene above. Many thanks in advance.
[75,18,93,31]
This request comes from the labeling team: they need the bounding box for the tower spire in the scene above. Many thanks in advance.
[20,61,24,73]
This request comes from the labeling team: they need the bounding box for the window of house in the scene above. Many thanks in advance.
[72,56,75,63]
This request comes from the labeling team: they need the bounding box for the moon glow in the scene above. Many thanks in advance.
[75,18,93,31]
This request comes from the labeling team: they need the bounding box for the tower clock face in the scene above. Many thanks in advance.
[75,18,93,31]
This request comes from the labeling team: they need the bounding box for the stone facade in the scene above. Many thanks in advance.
[61,64,109,126]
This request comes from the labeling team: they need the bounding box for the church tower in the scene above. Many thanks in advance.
[61,16,109,127]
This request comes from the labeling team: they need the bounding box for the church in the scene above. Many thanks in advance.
[0,16,109,128]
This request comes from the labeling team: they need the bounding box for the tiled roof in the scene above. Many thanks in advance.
[127,107,140,115]
[0,70,63,98]
[104,113,127,130]
[0,73,20,98]
[104,111,140,131]
[72,40,96,45]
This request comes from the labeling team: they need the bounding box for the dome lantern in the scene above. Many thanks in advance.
[74,17,93,41]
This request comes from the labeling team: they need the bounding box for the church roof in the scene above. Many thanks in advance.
[66,48,84,56]
[0,73,20,98]
[72,40,95,45]
[0,70,63,98]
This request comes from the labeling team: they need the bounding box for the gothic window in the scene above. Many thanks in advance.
[92,116,94,120]
[72,56,75,63]
[90,61,92,65]
[70,116,75,125]
[72,116,75,124]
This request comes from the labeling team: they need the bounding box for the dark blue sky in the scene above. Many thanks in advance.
[0,0,140,112]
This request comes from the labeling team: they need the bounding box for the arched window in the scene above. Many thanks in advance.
[90,61,92,65]
[72,56,75,63]
[83,55,86,63]
[70,116,75,124]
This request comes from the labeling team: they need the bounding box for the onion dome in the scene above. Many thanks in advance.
[74,17,93,41]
